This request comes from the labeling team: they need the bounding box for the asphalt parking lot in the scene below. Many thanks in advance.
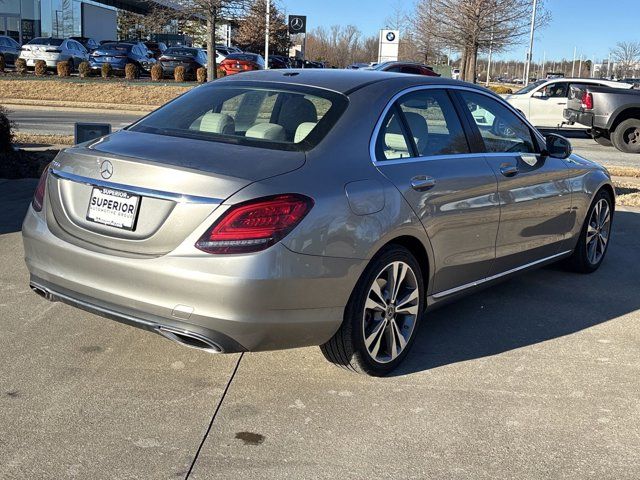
[1,175,639,478]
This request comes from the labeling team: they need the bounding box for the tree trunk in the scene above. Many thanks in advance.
[460,46,468,80]
[207,16,216,81]
[466,43,478,83]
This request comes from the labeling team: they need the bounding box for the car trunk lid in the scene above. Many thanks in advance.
[46,129,305,256]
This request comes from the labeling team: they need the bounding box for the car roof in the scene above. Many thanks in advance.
[216,69,478,95]
[543,78,631,88]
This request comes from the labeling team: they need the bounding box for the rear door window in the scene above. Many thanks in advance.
[397,89,470,156]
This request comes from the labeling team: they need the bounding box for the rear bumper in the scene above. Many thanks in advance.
[22,205,364,352]
[564,108,594,127]
[22,57,62,67]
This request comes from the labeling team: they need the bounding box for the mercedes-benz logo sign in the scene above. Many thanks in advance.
[290,17,304,31]
[386,31,396,42]
[100,160,113,179]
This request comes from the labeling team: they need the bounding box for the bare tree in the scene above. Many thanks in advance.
[176,0,249,80]
[235,0,290,55]
[305,25,376,67]
[611,41,640,78]
[412,0,550,82]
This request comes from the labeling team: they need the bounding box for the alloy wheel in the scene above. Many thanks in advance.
[362,261,419,364]
[624,126,640,146]
[586,198,611,265]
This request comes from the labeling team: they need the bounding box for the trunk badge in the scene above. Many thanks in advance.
[100,160,114,179]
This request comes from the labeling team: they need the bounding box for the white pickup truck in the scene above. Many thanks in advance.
[502,78,632,129]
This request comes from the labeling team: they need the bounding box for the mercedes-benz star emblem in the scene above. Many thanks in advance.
[386,31,396,42]
[100,160,113,179]
[290,17,304,31]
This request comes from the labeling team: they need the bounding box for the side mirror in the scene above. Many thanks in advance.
[544,133,572,159]
[532,90,546,98]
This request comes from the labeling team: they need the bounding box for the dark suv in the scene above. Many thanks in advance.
[0,35,21,65]
[89,42,156,74]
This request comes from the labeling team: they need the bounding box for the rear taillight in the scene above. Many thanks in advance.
[32,164,50,212]
[581,92,593,110]
[195,194,314,254]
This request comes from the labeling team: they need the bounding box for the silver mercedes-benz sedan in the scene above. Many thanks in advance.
[22,70,614,376]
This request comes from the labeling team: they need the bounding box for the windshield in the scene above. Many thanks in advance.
[129,83,348,151]
[514,79,546,95]
[372,62,393,71]
[28,37,63,46]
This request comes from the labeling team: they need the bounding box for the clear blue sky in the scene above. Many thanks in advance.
[278,0,637,62]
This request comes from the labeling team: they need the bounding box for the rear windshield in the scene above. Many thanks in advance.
[129,83,348,151]
[100,43,132,52]
[226,53,259,61]
[165,48,198,56]
[28,37,63,46]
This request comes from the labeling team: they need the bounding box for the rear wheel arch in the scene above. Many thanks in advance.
[368,235,431,294]
[609,107,640,132]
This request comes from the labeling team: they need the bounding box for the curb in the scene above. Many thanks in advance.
[0,99,155,114]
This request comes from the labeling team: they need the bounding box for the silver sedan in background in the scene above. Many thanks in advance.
[19,37,89,70]
[22,70,614,376]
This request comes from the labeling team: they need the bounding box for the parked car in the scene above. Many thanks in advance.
[158,47,207,78]
[216,45,242,56]
[19,37,89,70]
[144,41,167,59]
[504,78,632,129]
[89,42,156,74]
[451,68,461,80]
[69,36,100,52]
[268,55,290,69]
[347,62,371,70]
[0,35,21,65]
[23,70,614,376]
[564,84,640,153]
[370,61,440,76]
[219,52,264,75]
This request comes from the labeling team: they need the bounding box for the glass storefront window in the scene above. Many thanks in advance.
[0,0,21,14]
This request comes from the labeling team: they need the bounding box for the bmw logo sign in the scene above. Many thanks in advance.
[386,31,396,42]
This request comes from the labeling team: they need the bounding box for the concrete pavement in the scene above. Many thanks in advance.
[1,181,639,479]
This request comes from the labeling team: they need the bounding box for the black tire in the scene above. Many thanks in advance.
[320,245,425,376]
[566,189,613,273]
[611,118,640,153]
[593,134,612,147]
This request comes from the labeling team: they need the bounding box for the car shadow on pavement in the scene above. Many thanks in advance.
[0,179,37,235]
[394,210,640,377]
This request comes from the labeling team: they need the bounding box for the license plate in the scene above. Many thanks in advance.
[86,187,140,230]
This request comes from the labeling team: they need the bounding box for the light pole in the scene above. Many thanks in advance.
[264,0,270,69]
[571,46,577,77]
[524,0,537,86]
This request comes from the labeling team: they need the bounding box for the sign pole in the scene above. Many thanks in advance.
[524,0,537,86]
[264,0,270,69]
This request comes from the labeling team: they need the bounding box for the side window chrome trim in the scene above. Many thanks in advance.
[369,84,546,166]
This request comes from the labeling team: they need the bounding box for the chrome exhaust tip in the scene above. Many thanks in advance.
[156,326,222,353]
[30,284,56,302]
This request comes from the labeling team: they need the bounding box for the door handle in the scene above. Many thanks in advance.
[411,175,436,191]
[500,164,519,177]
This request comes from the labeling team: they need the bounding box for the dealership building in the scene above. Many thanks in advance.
[0,0,172,44]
